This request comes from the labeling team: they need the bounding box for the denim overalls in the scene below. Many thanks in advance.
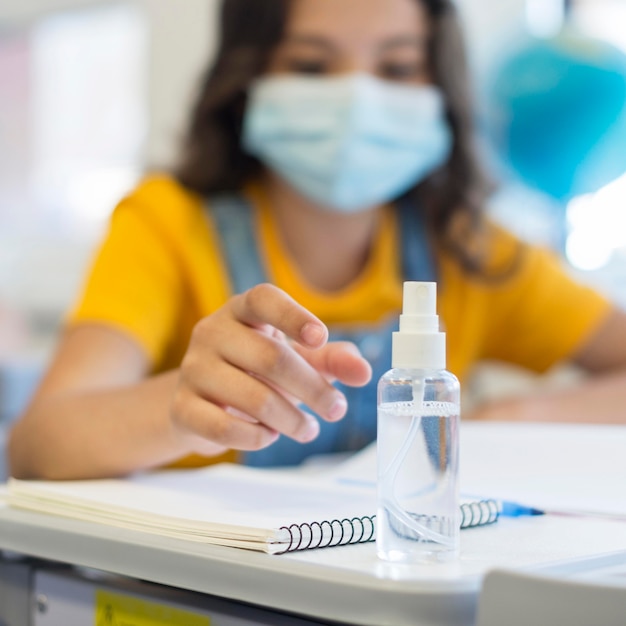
[206,194,435,467]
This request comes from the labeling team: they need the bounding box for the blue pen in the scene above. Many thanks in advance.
[500,500,545,517]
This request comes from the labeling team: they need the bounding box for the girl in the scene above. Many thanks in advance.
[9,0,626,479]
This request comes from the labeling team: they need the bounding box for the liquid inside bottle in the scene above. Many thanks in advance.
[377,370,460,563]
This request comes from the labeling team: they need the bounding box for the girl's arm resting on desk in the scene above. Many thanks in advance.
[468,307,626,424]
[8,284,371,480]
[7,326,189,479]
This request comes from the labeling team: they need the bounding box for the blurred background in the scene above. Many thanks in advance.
[1,0,626,476]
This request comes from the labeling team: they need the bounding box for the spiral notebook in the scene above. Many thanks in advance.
[6,463,498,555]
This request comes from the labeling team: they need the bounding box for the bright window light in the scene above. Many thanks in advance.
[565,226,613,271]
[30,3,147,234]
[0,3,147,238]
[574,1,626,53]
[0,2,148,326]
[566,173,626,271]
[526,0,565,39]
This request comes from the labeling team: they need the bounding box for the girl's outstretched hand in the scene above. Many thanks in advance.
[171,283,372,456]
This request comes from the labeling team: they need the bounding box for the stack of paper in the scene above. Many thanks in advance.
[7,464,375,554]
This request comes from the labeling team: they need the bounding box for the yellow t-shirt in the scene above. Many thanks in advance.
[70,175,611,463]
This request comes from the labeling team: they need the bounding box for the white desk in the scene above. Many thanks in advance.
[2,502,626,626]
[477,561,626,626]
[3,421,626,624]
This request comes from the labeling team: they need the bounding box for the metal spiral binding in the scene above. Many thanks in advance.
[460,499,500,528]
[275,501,499,553]
[277,515,376,553]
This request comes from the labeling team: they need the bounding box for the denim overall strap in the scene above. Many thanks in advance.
[206,194,435,467]
[208,193,268,293]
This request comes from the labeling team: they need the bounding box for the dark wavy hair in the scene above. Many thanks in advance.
[175,0,495,273]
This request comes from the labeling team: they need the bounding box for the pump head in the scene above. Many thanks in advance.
[392,281,446,370]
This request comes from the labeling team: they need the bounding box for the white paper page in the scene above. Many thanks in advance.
[319,441,377,487]
[8,463,374,531]
[458,422,626,517]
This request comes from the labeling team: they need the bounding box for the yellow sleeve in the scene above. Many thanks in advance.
[479,226,612,372]
[67,175,226,369]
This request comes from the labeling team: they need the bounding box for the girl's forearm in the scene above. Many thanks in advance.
[468,369,626,424]
[7,370,198,480]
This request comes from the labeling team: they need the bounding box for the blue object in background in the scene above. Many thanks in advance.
[486,30,626,202]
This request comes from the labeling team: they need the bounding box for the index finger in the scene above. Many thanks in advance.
[229,283,328,349]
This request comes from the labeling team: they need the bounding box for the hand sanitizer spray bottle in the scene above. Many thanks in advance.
[377,281,460,563]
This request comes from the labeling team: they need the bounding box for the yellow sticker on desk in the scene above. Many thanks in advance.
[95,590,210,626]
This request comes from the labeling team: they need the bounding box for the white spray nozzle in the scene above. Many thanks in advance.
[403,281,436,315]
[392,281,446,369]
[400,281,439,334]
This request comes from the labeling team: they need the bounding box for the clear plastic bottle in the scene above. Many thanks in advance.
[377,281,460,563]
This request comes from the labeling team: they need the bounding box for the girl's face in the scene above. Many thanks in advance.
[267,0,433,85]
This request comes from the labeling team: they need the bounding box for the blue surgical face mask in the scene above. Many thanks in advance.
[242,73,452,213]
